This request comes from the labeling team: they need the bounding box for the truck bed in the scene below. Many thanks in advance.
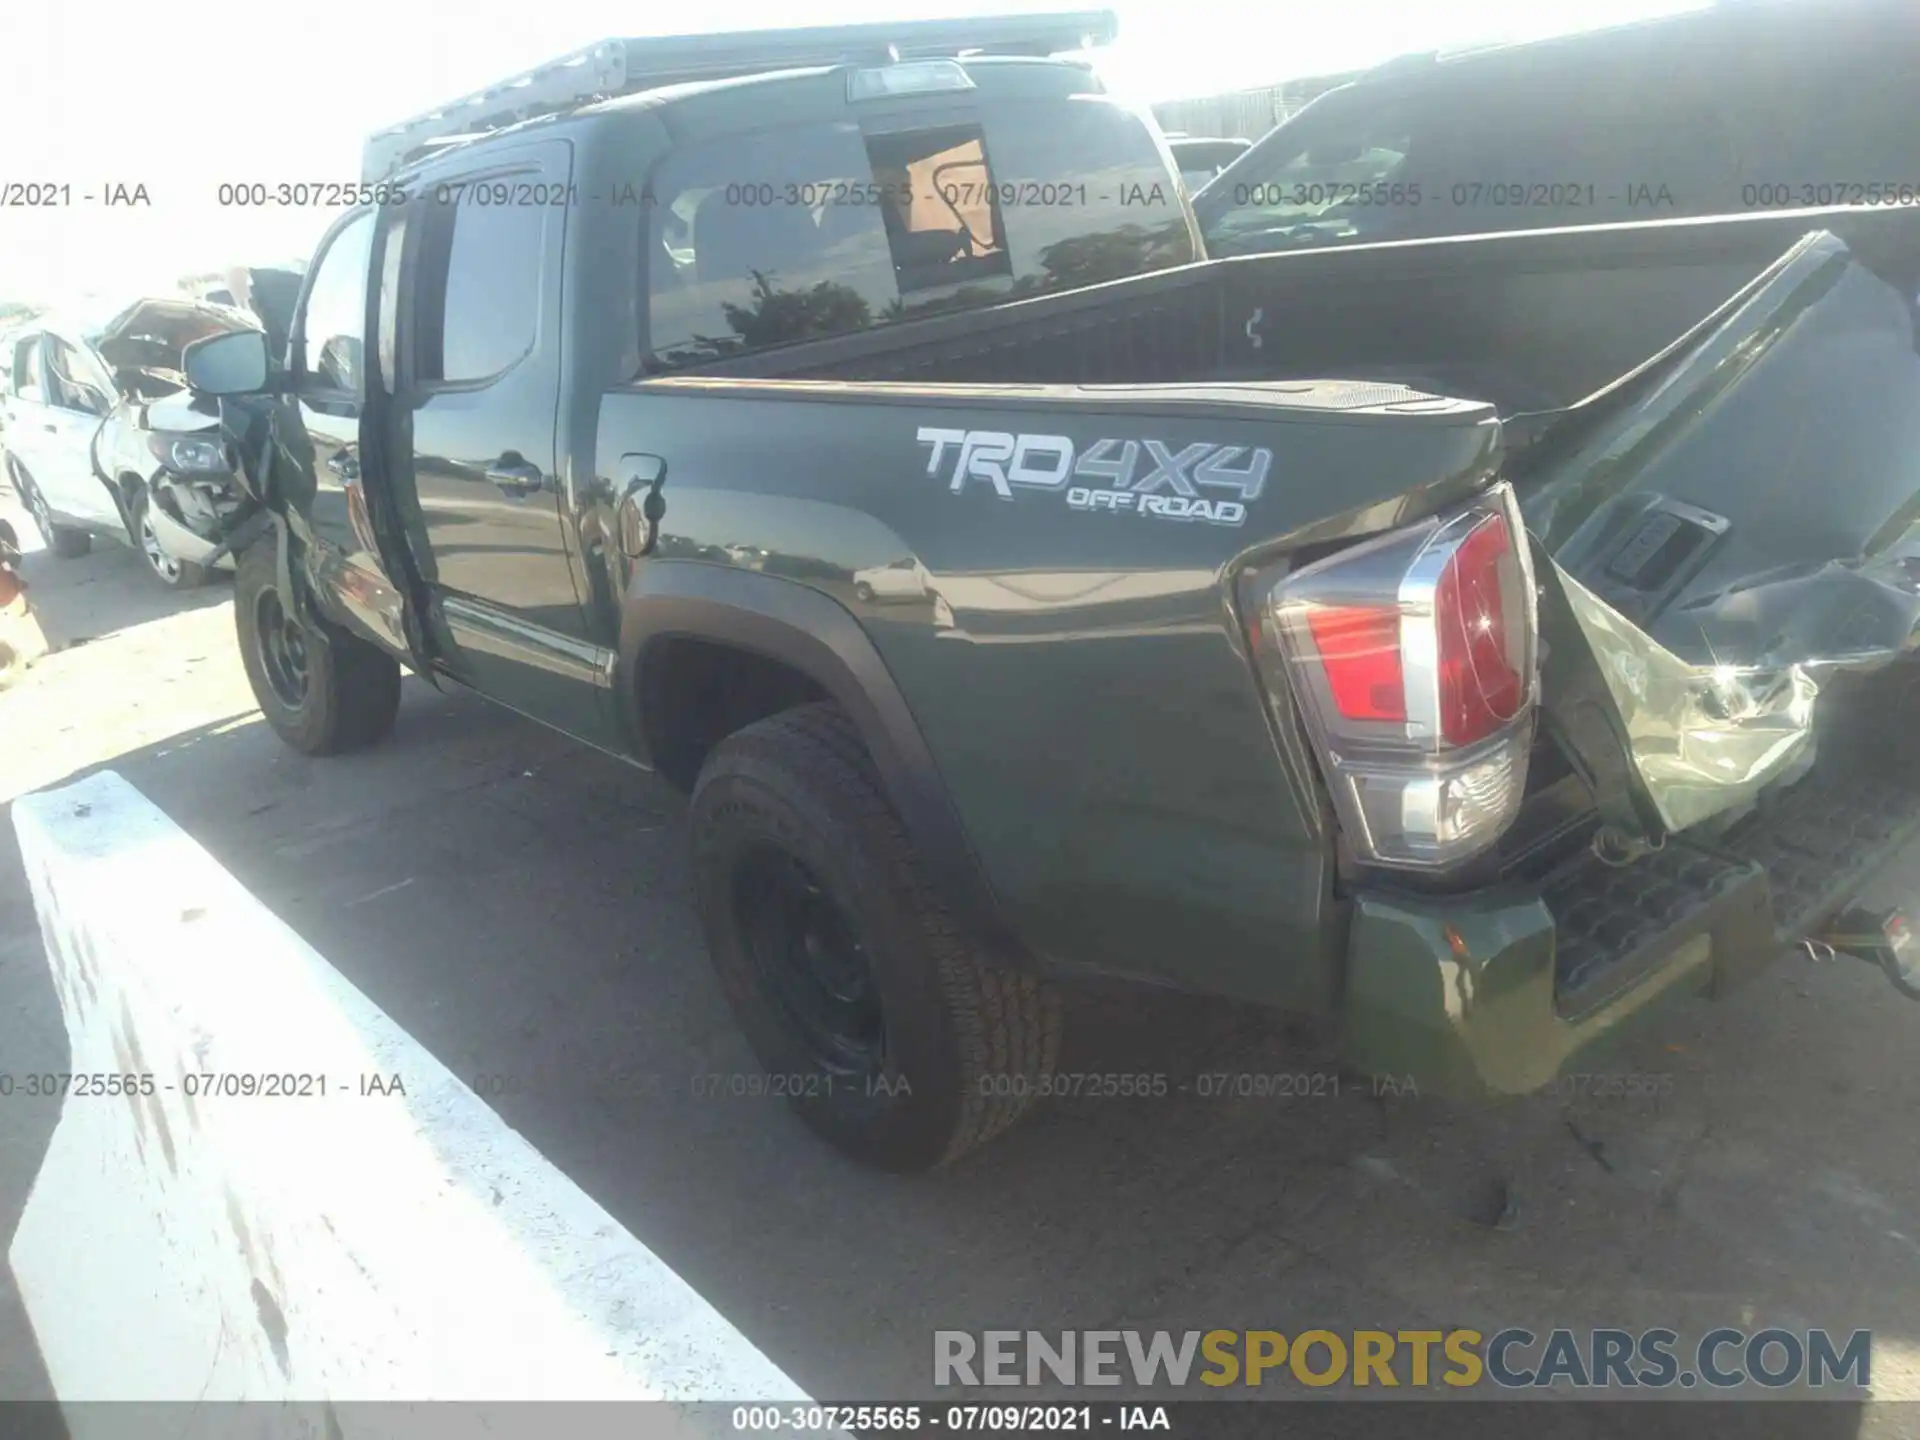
[684,203,1920,414]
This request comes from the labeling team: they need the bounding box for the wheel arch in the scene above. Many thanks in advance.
[618,563,1039,974]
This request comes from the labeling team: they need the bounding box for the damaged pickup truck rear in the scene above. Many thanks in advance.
[183,14,1920,1170]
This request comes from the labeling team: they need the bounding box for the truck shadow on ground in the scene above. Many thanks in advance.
[1,687,1904,1437]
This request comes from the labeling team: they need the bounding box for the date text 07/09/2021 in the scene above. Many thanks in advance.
[0,1071,405,1098]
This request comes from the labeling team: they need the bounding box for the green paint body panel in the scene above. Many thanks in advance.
[1339,891,1715,1099]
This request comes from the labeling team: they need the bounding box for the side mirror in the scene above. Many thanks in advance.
[183,329,271,396]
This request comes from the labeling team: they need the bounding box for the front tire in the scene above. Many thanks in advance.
[234,540,401,755]
[690,702,1062,1171]
[129,484,209,591]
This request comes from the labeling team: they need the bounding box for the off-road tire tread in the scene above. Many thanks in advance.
[695,702,1061,1167]
[331,633,405,752]
[236,542,401,755]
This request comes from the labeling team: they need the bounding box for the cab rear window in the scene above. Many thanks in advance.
[644,97,1192,370]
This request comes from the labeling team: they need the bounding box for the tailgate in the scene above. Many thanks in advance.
[1508,227,1920,1011]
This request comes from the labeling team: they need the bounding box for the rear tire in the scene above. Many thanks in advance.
[690,702,1062,1171]
[9,461,91,558]
[129,484,209,591]
[234,540,401,755]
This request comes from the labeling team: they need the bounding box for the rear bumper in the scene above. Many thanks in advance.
[1341,662,1920,1096]
[1341,878,1733,1098]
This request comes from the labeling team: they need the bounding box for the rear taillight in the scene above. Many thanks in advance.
[1264,482,1538,869]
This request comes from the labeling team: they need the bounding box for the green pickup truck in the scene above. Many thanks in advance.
[181,13,1920,1171]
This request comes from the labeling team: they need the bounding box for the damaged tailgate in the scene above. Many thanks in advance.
[1512,227,1920,1007]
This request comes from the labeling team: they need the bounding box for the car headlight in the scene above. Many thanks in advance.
[148,434,228,473]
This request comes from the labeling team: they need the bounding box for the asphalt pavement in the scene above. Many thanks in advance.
[2,487,1919,1438]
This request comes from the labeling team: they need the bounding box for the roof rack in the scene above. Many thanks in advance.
[362,11,1118,181]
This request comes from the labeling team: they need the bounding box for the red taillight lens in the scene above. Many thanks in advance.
[1434,510,1524,746]
[1262,483,1539,870]
[1306,605,1406,722]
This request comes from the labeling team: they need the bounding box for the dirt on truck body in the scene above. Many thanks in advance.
[179,11,1920,1169]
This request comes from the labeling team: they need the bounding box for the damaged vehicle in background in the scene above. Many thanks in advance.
[2,298,260,589]
[1196,0,1920,258]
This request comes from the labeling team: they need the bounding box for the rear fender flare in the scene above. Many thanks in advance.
[617,563,1039,975]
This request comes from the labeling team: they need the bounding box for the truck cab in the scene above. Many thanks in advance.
[187,12,1198,752]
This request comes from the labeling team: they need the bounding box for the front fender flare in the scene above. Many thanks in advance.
[617,563,1040,975]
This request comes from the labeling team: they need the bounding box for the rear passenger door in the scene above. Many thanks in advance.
[388,139,609,742]
[3,334,53,497]
[32,334,120,526]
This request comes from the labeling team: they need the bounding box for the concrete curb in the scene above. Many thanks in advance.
[10,770,836,1436]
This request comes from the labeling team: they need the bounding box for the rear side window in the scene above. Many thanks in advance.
[409,183,544,384]
[644,97,1193,370]
[43,336,111,413]
[9,336,42,402]
[646,121,903,369]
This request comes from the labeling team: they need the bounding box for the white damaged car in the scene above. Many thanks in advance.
[3,297,260,590]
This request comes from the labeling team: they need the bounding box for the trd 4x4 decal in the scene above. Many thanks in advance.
[916,427,1272,527]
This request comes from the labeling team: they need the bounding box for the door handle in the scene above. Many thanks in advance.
[487,456,545,498]
[42,423,57,433]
